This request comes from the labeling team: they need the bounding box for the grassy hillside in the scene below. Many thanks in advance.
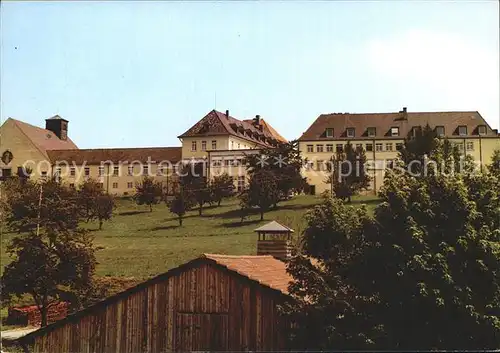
[1,194,379,279]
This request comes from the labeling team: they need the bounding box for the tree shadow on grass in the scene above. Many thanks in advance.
[150,225,180,231]
[119,210,150,216]
[221,219,262,228]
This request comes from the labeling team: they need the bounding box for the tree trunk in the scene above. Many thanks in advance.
[179,216,183,226]
[347,195,352,203]
[40,305,48,327]
[199,204,202,216]
[260,210,264,221]
[149,204,153,212]
[218,199,221,207]
[99,219,103,230]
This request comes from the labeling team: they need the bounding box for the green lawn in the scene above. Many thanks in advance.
[0,194,379,330]
[1,194,379,280]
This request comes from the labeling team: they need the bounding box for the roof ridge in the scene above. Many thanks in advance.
[321,110,478,116]
[50,146,182,152]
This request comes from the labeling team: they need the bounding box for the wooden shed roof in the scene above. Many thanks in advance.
[18,253,293,344]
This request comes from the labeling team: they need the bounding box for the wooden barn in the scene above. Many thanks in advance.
[18,222,296,353]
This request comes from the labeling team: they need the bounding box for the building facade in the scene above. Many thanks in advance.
[298,107,500,194]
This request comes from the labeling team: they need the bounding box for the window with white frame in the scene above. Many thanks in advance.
[326,144,333,152]
[366,143,373,151]
[191,141,197,151]
[478,125,487,135]
[325,128,334,138]
[201,141,207,151]
[127,165,134,176]
[237,176,245,192]
[211,140,217,150]
[127,182,133,189]
[316,145,324,153]
[458,126,467,136]
[466,141,474,151]
[385,143,393,151]
[99,166,105,176]
[346,128,355,138]
[307,145,313,153]
[113,166,119,176]
[143,165,149,175]
[375,143,383,152]
[367,127,376,137]
[391,127,399,136]
[112,182,118,189]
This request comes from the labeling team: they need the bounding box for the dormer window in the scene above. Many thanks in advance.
[325,128,334,138]
[458,125,467,136]
[346,128,355,138]
[435,126,445,137]
[390,127,399,136]
[478,125,487,135]
[367,127,376,137]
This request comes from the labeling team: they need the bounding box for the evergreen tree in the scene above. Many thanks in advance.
[245,140,306,205]
[326,142,370,202]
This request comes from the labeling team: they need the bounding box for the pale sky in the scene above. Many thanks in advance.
[1,1,499,148]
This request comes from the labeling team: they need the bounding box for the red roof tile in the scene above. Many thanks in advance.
[178,110,283,147]
[204,254,293,294]
[47,147,182,165]
[299,110,497,141]
[12,119,78,156]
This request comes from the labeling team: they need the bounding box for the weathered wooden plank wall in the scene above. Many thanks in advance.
[29,262,289,353]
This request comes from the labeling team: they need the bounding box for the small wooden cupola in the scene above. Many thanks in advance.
[255,221,294,261]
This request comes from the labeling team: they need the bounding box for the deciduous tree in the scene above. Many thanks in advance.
[210,173,235,206]
[241,169,279,221]
[1,178,99,327]
[134,176,163,212]
[282,170,500,350]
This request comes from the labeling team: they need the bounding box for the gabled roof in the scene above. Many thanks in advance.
[243,118,288,143]
[47,147,182,165]
[178,110,284,147]
[254,220,294,233]
[299,110,498,141]
[19,253,293,344]
[9,118,78,156]
[204,254,293,294]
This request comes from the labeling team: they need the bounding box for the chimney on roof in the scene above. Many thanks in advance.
[398,106,408,120]
[45,115,69,141]
[255,221,293,261]
[225,110,229,118]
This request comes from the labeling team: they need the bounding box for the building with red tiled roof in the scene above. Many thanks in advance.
[299,107,500,195]
[0,116,183,195]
